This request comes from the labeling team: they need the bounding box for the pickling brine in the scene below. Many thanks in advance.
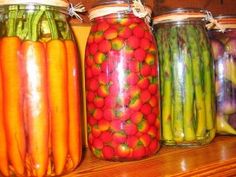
[209,16,236,135]
[154,9,216,146]
[85,0,161,161]
[0,1,83,176]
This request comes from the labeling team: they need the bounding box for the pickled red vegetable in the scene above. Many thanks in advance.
[85,13,161,161]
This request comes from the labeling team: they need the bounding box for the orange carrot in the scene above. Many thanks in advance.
[0,37,26,175]
[46,39,68,175]
[64,40,82,169]
[20,41,49,177]
[0,39,9,176]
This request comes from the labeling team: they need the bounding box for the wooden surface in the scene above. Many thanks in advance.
[69,0,236,24]
[153,0,236,16]
[64,136,236,177]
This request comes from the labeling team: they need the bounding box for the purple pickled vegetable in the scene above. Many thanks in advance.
[228,113,236,129]
[210,39,224,60]
[218,100,236,115]
[225,38,236,57]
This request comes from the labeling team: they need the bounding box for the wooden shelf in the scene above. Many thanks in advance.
[69,0,236,24]
[64,136,236,177]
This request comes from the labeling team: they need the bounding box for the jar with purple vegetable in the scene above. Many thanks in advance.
[85,0,161,161]
[209,16,236,135]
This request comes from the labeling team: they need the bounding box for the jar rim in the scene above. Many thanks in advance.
[212,15,236,29]
[153,8,209,24]
[91,0,130,8]
[0,4,68,14]
[215,15,236,24]
[88,3,151,21]
[0,0,68,7]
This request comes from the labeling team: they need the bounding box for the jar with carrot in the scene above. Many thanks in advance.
[0,0,84,176]
[85,0,161,161]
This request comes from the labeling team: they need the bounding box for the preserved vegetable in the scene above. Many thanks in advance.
[0,1,83,176]
[85,0,161,161]
[154,9,216,146]
[209,16,236,135]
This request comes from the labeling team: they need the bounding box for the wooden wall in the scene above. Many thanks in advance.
[154,0,236,15]
[70,0,236,24]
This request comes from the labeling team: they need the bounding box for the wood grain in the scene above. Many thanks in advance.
[154,0,236,16]
[69,0,236,24]
[63,136,236,177]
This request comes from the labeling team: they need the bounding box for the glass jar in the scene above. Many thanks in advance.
[153,9,216,146]
[0,1,82,176]
[209,16,236,135]
[85,0,161,161]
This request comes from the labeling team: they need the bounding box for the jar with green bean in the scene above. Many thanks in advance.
[153,9,216,146]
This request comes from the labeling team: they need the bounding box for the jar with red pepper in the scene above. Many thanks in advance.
[85,0,161,161]
[0,0,83,176]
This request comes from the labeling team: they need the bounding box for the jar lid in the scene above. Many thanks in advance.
[213,15,236,29]
[92,0,131,7]
[0,0,68,7]
[88,0,151,21]
[153,8,208,24]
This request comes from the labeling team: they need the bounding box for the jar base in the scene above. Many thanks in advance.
[161,129,216,146]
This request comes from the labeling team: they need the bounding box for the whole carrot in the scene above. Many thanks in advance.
[64,40,82,169]
[46,39,69,175]
[0,37,26,175]
[0,39,9,176]
[20,41,49,177]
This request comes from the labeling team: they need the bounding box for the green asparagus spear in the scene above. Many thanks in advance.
[156,28,164,97]
[16,10,25,39]
[7,7,18,36]
[169,26,184,142]
[186,25,206,139]
[160,26,174,142]
[197,26,215,131]
[178,26,196,141]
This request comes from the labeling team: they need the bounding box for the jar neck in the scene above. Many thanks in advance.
[0,0,68,8]
[213,17,236,30]
[0,4,71,41]
[89,3,151,23]
[0,4,67,15]
[92,12,140,20]
[153,8,209,25]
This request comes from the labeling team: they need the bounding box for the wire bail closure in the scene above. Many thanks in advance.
[131,0,151,23]
[67,2,86,21]
[205,11,225,32]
